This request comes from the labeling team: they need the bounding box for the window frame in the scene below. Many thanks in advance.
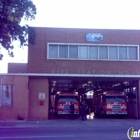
[47,43,139,61]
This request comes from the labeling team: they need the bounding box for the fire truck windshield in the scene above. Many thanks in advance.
[106,97,125,102]
[58,98,78,102]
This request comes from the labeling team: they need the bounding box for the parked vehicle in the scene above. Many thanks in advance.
[55,92,80,115]
[94,90,127,116]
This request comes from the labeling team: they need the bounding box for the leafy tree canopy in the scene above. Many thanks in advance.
[0,0,36,60]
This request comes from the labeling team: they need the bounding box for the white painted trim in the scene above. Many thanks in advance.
[1,73,140,78]
[48,42,139,47]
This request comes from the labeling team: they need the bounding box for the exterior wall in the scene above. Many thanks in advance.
[5,27,140,120]
[0,75,49,120]
[137,81,140,119]
[28,77,49,120]
[28,27,140,75]
[8,63,27,73]
[0,76,29,120]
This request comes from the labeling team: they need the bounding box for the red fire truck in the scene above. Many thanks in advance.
[55,92,80,115]
[94,90,127,116]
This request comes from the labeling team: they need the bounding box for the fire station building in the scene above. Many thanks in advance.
[0,27,140,120]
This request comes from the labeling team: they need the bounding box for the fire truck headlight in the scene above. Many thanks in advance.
[106,104,112,108]
[58,105,64,108]
[121,105,126,108]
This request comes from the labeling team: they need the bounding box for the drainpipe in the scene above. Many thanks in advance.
[0,75,2,107]
[137,80,140,119]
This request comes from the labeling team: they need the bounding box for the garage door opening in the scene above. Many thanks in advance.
[48,78,138,119]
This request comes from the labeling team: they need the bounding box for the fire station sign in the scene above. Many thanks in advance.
[86,33,103,42]
[39,92,45,99]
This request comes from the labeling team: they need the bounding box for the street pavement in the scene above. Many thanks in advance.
[0,117,140,140]
[0,117,140,129]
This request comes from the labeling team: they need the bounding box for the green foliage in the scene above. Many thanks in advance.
[0,0,36,59]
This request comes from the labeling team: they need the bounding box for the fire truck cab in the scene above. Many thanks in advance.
[94,90,127,116]
[55,92,80,116]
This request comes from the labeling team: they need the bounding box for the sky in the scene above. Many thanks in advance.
[1,0,140,73]
[30,0,140,29]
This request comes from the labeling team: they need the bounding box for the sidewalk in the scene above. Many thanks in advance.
[0,118,140,129]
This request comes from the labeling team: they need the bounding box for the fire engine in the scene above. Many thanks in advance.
[55,92,80,115]
[94,90,127,116]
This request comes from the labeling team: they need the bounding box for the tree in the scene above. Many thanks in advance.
[0,0,36,60]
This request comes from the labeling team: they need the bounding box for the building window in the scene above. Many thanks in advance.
[59,45,68,58]
[119,46,127,60]
[69,45,78,59]
[129,47,137,60]
[109,46,118,59]
[89,46,98,59]
[99,46,108,59]
[49,45,58,58]
[79,45,88,59]
[48,43,139,61]
[0,85,13,106]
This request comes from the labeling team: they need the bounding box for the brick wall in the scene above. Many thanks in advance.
[0,75,49,121]
[28,77,49,120]
[27,27,140,75]
[0,76,29,120]
[8,63,27,73]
